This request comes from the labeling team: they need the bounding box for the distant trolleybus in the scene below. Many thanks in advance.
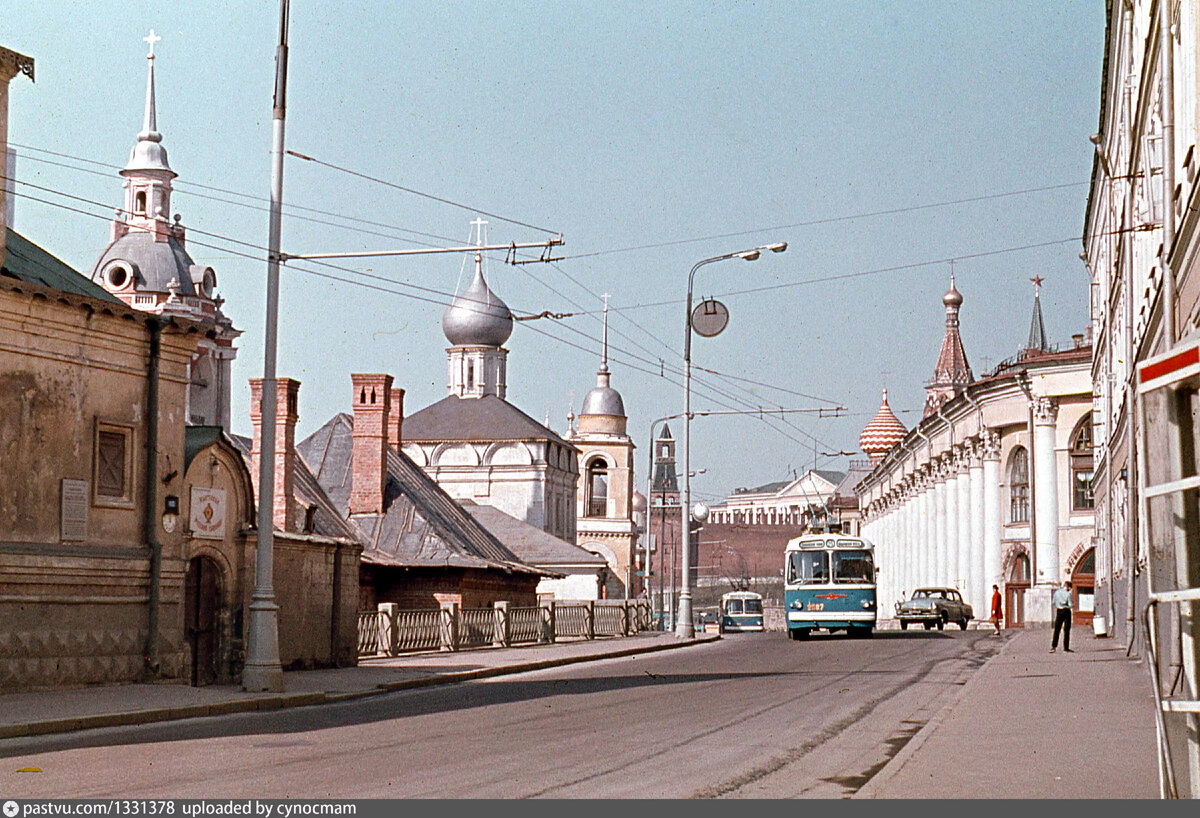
[719,590,765,633]
[784,534,877,639]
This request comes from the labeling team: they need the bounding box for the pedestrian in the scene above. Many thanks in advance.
[1050,580,1073,653]
[990,584,1002,635]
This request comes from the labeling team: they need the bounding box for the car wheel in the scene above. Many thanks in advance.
[959,618,970,631]
[900,621,909,631]
[936,617,944,631]
[924,622,934,630]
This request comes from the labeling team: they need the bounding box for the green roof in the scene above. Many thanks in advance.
[2,229,120,303]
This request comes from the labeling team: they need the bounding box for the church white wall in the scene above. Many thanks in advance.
[537,571,601,601]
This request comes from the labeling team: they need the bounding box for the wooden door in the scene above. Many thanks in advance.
[184,556,221,686]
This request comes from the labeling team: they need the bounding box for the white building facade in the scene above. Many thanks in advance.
[858,348,1095,625]
[1084,0,1200,794]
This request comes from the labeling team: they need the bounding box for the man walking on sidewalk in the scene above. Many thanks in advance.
[1049,581,1073,653]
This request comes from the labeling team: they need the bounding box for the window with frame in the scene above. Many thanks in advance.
[586,458,608,517]
[1070,415,1095,511]
[94,422,134,506]
[1008,446,1030,523]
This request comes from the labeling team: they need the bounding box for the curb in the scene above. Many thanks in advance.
[0,633,719,740]
[852,633,1009,800]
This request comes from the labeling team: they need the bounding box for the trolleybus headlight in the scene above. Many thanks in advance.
[861,600,875,610]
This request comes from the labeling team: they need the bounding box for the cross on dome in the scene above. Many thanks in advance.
[144,29,161,59]
[470,217,488,246]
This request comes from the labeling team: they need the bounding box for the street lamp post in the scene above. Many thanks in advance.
[676,242,787,639]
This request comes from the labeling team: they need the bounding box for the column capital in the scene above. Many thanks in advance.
[1032,395,1058,425]
[980,428,1002,461]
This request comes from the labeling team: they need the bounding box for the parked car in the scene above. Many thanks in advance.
[897,587,973,631]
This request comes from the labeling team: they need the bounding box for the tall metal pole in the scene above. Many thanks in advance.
[676,243,786,639]
[243,0,289,692]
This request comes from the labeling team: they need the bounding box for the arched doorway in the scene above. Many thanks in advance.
[1006,552,1030,628]
[1071,548,1095,626]
[184,555,222,686]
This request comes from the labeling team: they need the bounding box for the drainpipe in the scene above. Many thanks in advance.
[143,317,163,678]
[1160,0,1177,346]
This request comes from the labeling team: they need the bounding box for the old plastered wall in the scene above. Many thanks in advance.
[0,282,199,690]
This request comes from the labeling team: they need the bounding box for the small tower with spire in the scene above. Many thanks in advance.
[90,32,239,428]
[1025,276,1049,353]
[924,270,974,418]
[568,295,639,596]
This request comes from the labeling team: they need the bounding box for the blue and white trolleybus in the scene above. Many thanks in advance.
[719,590,765,633]
[784,534,877,639]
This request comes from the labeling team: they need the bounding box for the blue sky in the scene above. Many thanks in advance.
[7,2,1104,502]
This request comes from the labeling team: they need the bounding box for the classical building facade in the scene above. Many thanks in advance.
[857,281,1095,626]
[1084,1,1200,792]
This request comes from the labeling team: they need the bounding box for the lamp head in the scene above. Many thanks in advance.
[766,242,788,253]
[737,250,761,261]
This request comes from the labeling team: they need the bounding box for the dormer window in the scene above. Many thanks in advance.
[103,262,133,291]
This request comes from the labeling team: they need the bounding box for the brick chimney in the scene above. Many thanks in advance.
[350,373,393,515]
[249,377,301,533]
[388,386,405,449]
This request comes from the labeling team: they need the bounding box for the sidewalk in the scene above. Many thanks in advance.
[0,631,717,740]
[857,626,1162,799]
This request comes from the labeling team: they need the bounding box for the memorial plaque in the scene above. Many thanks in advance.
[61,479,88,541]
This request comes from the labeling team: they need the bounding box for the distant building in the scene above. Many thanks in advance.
[399,246,610,598]
[857,278,1095,626]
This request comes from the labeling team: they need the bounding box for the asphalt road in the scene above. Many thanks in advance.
[2,629,1002,798]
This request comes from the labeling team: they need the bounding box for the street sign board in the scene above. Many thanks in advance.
[691,298,729,337]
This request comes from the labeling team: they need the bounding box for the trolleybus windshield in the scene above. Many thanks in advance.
[788,551,828,585]
[831,549,874,584]
[725,597,763,615]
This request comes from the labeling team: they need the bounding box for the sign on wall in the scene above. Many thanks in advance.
[190,486,227,540]
[61,479,88,541]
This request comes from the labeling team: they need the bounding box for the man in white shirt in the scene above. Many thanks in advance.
[1049,581,1073,653]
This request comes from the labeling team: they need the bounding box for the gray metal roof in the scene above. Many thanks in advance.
[580,370,625,417]
[404,394,575,449]
[298,414,543,574]
[442,258,512,347]
[458,501,608,568]
[91,232,201,296]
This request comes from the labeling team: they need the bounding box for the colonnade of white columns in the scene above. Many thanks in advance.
[863,430,1003,619]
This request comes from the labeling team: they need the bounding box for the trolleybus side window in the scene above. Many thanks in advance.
[832,549,874,584]
[788,551,829,585]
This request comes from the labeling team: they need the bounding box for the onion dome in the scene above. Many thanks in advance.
[943,278,963,307]
[442,254,513,347]
[860,389,907,464]
[581,370,625,417]
[631,491,647,514]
